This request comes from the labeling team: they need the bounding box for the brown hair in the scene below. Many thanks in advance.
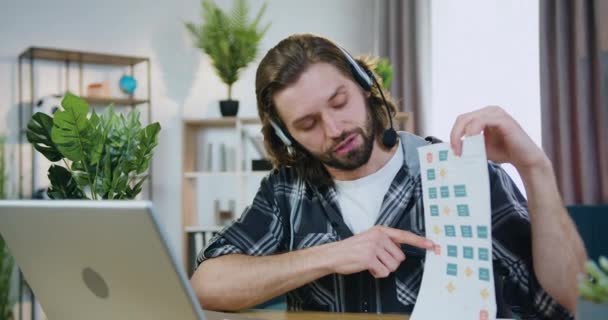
[255,33,398,187]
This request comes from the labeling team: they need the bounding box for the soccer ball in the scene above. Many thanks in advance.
[35,95,62,115]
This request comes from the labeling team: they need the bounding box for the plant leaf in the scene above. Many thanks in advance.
[26,112,63,162]
[51,93,92,162]
[126,175,148,199]
[134,122,161,174]
[110,161,130,199]
[100,145,113,198]
[47,164,86,199]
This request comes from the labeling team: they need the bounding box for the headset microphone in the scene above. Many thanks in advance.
[368,69,397,148]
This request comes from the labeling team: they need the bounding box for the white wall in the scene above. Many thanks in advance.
[0,0,376,260]
[425,0,541,194]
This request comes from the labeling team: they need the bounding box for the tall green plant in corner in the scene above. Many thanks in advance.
[185,0,270,116]
[26,92,161,200]
[0,135,15,320]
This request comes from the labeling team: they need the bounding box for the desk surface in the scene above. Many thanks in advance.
[239,310,409,320]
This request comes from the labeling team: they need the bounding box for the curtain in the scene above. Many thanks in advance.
[377,0,425,135]
[539,0,608,204]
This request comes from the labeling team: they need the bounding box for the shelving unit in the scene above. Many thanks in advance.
[15,47,152,320]
[17,47,152,200]
[182,116,268,272]
[181,112,411,273]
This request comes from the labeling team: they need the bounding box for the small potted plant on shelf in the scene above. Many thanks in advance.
[577,255,608,319]
[185,0,270,117]
[25,92,161,200]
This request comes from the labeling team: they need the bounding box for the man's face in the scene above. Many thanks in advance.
[273,62,376,170]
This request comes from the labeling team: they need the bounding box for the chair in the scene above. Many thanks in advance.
[566,205,608,260]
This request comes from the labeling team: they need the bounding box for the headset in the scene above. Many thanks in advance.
[269,46,398,150]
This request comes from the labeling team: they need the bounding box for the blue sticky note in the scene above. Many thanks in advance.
[430,205,439,216]
[479,267,490,281]
[429,187,437,199]
[445,225,456,237]
[439,150,449,161]
[457,204,470,216]
[463,246,474,259]
[454,185,467,197]
[447,245,458,257]
[460,225,473,238]
[478,248,489,261]
[440,186,450,198]
[447,263,458,276]
[427,169,436,181]
[477,226,488,239]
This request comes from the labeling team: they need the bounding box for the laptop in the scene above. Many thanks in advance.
[0,200,256,320]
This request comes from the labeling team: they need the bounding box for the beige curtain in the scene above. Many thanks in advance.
[540,0,608,204]
[377,0,424,135]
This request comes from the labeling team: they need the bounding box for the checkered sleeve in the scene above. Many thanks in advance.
[195,172,286,268]
[487,162,573,319]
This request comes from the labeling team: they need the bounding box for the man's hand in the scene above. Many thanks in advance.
[326,225,435,278]
[449,106,548,172]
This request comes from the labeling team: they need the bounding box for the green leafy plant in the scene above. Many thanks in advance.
[185,0,270,100]
[578,256,608,303]
[0,135,14,320]
[375,57,394,90]
[26,92,161,200]
[0,235,13,320]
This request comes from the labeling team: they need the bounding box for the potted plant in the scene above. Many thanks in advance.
[577,255,608,319]
[0,135,15,320]
[25,92,161,200]
[185,0,270,117]
[374,57,394,90]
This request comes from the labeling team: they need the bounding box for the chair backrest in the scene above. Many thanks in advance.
[567,205,608,260]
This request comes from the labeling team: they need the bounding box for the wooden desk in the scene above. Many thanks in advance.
[239,310,410,320]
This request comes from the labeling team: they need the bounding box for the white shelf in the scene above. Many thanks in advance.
[183,117,261,127]
[184,171,269,179]
[185,225,224,233]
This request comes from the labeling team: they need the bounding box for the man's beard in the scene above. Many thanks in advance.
[313,113,376,171]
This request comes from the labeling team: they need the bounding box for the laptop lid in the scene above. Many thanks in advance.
[0,200,205,320]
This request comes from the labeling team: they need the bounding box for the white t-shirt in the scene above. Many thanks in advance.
[334,143,404,234]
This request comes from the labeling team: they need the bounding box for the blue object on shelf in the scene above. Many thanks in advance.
[119,75,137,94]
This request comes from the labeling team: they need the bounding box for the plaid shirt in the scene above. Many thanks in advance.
[196,132,573,319]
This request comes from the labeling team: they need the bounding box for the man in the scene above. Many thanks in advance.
[190,34,586,319]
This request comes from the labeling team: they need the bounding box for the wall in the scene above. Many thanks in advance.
[425,0,541,194]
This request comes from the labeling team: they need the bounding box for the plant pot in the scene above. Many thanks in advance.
[577,298,608,320]
[220,100,239,117]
